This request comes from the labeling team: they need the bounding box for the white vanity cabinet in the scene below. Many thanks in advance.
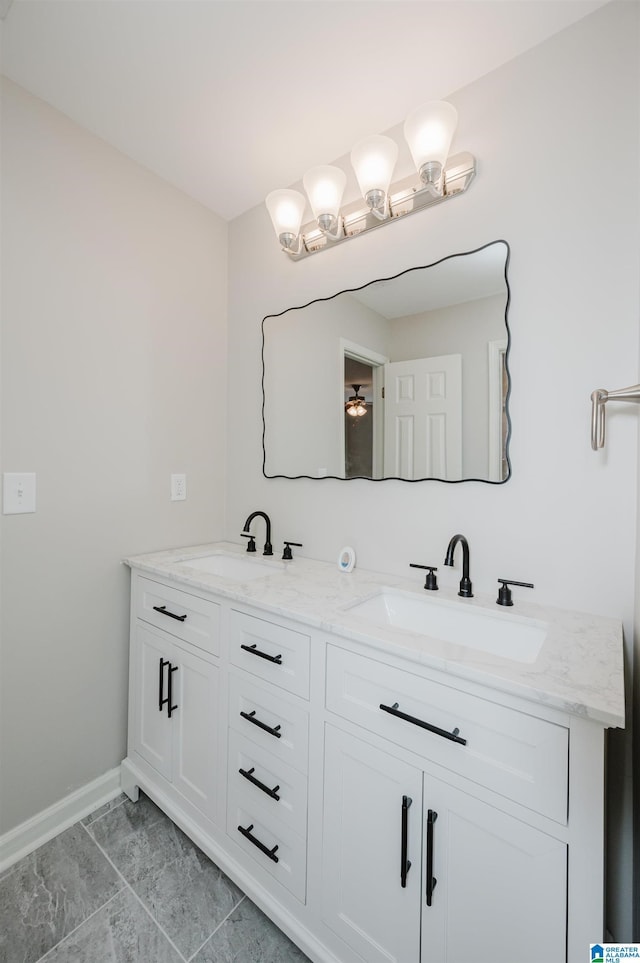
[225,608,311,903]
[322,725,566,963]
[127,576,222,825]
[322,644,579,963]
[122,550,620,963]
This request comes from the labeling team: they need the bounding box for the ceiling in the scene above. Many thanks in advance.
[1,0,608,221]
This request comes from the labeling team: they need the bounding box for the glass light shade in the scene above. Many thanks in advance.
[350,135,398,197]
[403,101,458,172]
[265,189,306,240]
[303,165,346,221]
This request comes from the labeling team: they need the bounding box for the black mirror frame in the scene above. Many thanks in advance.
[261,239,511,484]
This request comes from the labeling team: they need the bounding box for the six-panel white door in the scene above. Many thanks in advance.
[383,354,462,479]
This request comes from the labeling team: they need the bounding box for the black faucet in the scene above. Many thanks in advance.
[242,511,273,556]
[444,534,473,598]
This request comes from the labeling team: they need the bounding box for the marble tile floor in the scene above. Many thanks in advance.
[0,792,310,963]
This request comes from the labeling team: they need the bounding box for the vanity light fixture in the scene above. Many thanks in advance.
[345,385,368,418]
[403,100,458,196]
[302,165,347,241]
[350,134,399,221]
[265,100,475,261]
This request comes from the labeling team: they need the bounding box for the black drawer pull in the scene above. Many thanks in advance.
[426,809,438,906]
[241,643,282,665]
[153,604,187,623]
[379,702,467,746]
[238,823,279,863]
[401,795,412,888]
[240,709,282,739]
[239,767,281,801]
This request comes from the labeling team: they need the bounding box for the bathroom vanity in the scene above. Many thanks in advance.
[121,542,624,963]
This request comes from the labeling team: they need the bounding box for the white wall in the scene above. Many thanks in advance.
[263,293,389,477]
[0,79,228,833]
[227,2,639,939]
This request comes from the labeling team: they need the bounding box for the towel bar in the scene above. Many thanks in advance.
[590,384,640,450]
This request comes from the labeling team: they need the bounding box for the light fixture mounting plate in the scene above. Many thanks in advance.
[287,151,475,261]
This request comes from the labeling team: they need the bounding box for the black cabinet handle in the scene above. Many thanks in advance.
[168,664,179,718]
[379,702,466,746]
[237,823,279,863]
[240,643,282,665]
[239,767,280,801]
[426,809,438,906]
[159,659,179,717]
[153,604,187,622]
[401,795,412,888]
[158,658,170,711]
[240,709,282,739]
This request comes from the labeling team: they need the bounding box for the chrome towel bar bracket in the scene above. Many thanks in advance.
[591,384,640,450]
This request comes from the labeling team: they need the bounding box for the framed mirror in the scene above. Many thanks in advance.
[262,239,511,483]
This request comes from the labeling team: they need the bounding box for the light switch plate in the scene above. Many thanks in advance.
[3,472,36,514]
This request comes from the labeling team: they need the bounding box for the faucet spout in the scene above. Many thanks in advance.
[242,511,273,556]
[444,534,473,598]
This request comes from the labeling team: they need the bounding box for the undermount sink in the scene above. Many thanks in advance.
[345,590,547,663]
[177,553,285,582]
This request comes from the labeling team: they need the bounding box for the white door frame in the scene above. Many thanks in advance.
[488,339,508,482]
[340,339,388,477]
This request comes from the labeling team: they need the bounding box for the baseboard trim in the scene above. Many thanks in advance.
[0,768,122,873]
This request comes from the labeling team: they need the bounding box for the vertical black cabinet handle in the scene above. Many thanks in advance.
[426,809,438,906]
[168,664,179,718]
[401,795,412,888]
[158,658,170,712]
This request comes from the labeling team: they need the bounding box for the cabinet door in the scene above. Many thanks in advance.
[422,775,567,963]
[132,624,172,780]
[322,725,422,963]
[171,644,219,822]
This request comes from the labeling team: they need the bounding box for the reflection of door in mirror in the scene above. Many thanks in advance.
[383,355,462,479]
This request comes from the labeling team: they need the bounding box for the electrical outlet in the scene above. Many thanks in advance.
[3,472,36,514]
[171,473,186,501]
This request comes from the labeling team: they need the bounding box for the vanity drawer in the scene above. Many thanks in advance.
[228,673,309,774]
[135,576,220,656]
[227,796,307,903]
[229,610,310,699]
[228,729,308,838]
[326,646,568,823]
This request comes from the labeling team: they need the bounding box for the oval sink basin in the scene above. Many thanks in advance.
[345,590,547,663]
[177,553,285,582]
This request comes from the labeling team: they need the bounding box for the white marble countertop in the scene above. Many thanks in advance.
[125,541,625,728]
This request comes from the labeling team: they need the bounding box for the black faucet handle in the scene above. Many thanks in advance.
[241,532,257,553]
[409,563,439,591]
[496,578,534,607]
[282,541,302,561]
